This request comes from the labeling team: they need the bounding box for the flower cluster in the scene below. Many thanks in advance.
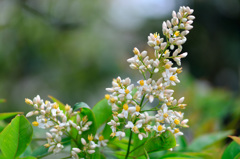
[25,95,108,159]
[106,6,194,144]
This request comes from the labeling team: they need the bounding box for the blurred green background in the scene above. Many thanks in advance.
[0,0,239,157]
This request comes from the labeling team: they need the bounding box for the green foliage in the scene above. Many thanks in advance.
[132,132,149,156]
[221,140,240,159]
[144,130,176,154]
[92,99,112,129]
[188,130,233,151]
[0,115,33,159]
[109,138,133,151]
[17,157,37,159]
[30,145,50,158]
[0,112,23,120]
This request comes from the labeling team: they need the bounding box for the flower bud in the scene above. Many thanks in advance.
[26,111,34,117]
[81,138,86,145]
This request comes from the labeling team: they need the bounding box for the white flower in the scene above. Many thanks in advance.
[138,132,148,140]
[118,84,134,100]
[118,103,129,119]
[95,134,108,147]
[153,122,166,134]
[36,116,54,129]
[125,121,142,134]
[162,69,180,86]
[115,131,125,140]
[156,104,174,124]
[107,119,120,132]
[171,128,184,137]
[71,148,81,159]
[130,105,141,116]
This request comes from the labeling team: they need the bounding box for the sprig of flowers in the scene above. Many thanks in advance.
[25,95,108,159]
[24,5,194,159]
[105,6,194,148]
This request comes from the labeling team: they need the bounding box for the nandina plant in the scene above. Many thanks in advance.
[0,6,199,159]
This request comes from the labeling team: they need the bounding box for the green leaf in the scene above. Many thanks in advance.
[89,147,106,159]
[20,145,32,157]
[144,130,176,154]
[221,141,240,159]
[17,157,37,159]
[102,123,112,140]
[163,157,197,159]
[109,138,133,151]
[0,121,7,133]
[132,132,149,156]
[48,95,66,113]
[188,130,233,151]
[133,130,176,157]
[160,153,202,159]
[0,115,33,159]
[175,136,188,151]
[74,102,91,110]
[234,153,240,159]
[0,99,6,103]
[31,145,49,158]
[92,99,112,129]
[0,112,23,120]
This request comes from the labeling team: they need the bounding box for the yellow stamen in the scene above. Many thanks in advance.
[167,102,172,106]
[82,116,88,122]
[88,134,93,141]
[99,135,104,141]
[105,94,110,100]
[157,86,162,90]
[154,32,159,38]
[164,50,169,54]
[110,132,116,137]
[44,118,48,123]
[53,103,59,109]
[157,125,163,131]
[169,76,176,81]
[45,100,50,105]
[25,98,33,105]
[144,127,151,132]
[139,80,144,86]
[174,128,180,133]
[32,121,39,126]
[65,104,71,111]
[136,105,140,112]
[123,104,128,110]
[110,97,115,103]
[132,126,138,132]
[179,104,187,109]
[133,47,139,55]
[44,143,50,148]
[163,113,168,118]
[176,68,182,74]
[165,64,171,69]
[174,31,180,37]
[174,119,180,125]
[125,89,130,94]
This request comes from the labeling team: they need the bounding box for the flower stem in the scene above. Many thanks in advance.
[125,129,133,159]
